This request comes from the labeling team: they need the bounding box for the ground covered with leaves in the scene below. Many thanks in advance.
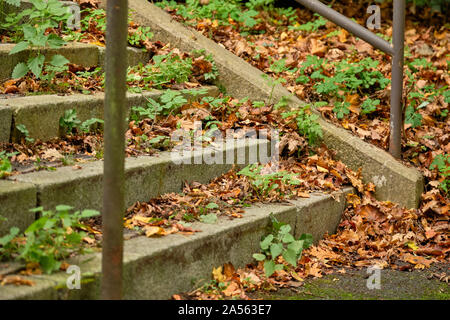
[152,0,449,299]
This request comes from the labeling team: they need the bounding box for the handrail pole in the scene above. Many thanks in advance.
[389,0,405,158]
[101,0,128,300]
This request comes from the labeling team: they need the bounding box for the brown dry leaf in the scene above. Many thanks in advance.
[402,253,433,268]
[1,275,34,286]
[222,281,241,297]
[310,39,327,56]
[144,226,166,237]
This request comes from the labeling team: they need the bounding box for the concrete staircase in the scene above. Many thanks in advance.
[0,0,424,300]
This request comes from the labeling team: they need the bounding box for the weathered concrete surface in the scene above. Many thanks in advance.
[0,180,36,236]
[254,264,450,300]
[1,42,150,82]
[10,139,270,213]
[126,0,424,208]
[318,119,424,209]
[98,46,150,69]
[0,86,218,142]
[0,187,352,300]
[0,106,12,142]
[0,43,99,82]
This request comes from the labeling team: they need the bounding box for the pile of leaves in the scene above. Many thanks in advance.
[155,0,449,299]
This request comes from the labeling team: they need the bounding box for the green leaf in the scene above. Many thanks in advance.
[0,227,19,246]
[199,213,217,224]
[47,34,66,48]
[282,248,298,267]
[5,0,21,7]
[55,205,73,212]
[260,234,273,250]
[282,233,295,243]
[11,62,29,79]
[270,243,283,258]
[9,41,30,55]
[279,224,291,234]
[27,55,45,79]
[287,240,304,255]
[252,253,266,261]
[205,202,219,210]
[299,234,313,249]
[39,255,61,274]
[49,54,69,67]
[263,260,276,278]
[81,209,100,218]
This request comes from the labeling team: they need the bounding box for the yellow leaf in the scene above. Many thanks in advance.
[317,165,329,173]
[212,266,226,282]
[338,28,348,43]
[144,226,165,237]
[406,241,418,251]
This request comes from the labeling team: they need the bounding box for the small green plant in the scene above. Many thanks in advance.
[59,109,103,135]
[430,154,450,195]
[79,118,104,134]
[127,26,154,48]
[156,0,262,30]
[0,151,17,179]
[361,98,380,115]
[132,90,188,121]
[289,14,327,32]
[238,164,301,198]
[16,124,35,143]
[0,205,100,274]
[281,104,323,145]
[333,101,350,119]
[59,109,81,135]
[5,0,71,80]
[253,214,312,277]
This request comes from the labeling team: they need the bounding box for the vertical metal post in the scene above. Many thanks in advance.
[389,0,405,159]
[101,0,128,300]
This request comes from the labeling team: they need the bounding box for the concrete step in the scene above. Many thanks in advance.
[0,42,149,82]
[0,86,219,142]
[1,138,272,235]
[0,186,353,300]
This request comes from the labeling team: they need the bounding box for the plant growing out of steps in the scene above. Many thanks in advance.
[15,124,35,144]
[4,0,71,80]
[253,214,312,277]
[281,104,323,145]
[0,205,99,274]
[131,90,188,121]
[59,109,104,135]
[238,164,301,199]
[0,151,17,179]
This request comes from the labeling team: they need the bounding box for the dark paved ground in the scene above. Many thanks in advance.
[252,263,449,300]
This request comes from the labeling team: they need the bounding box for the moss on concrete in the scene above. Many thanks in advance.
[254,266,449,300]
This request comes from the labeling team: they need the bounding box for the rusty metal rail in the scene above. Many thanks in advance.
[294,0,405,158]
[101,0,128,300]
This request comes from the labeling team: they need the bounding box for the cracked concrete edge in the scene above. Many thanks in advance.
[0,186,353,300]
[0,85,219,142]
[125,0,423,208]
[1,138,270,235]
